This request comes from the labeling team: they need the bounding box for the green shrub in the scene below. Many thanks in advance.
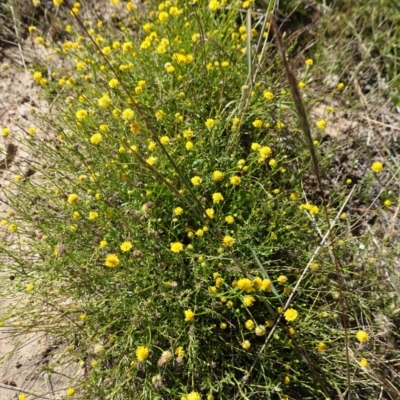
[1,0,398,399]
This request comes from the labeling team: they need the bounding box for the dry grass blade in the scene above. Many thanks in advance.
[270,15,353,398]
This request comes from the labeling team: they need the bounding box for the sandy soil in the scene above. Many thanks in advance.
[0,41,81,400]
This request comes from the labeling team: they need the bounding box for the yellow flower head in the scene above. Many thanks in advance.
[356,330,369,343]
[205,118,215,129]
[67,194,79,205]
[277,275,288,284]
[241,340,251,350]
[184,309,195,321]
[90,133,102,145]
[230,175,241,186]
[212,170,224,181]
[243,295,255,307]
[191,176,202,186]
[263,90,274,100]
[222,235,234,247]
[236,278,253,293]
[316,119,327,130]
[359,358,368,368]
[225,215,234,224]
[76,109,88,120]
[317,342,327,352]
[212,192,224,204]
[284,308,298,322]
[122,108,135,121]
[104,254,120,268]
[170,242,184,253]
[120,241,133,252]
[136,346,149,361]
[187,392,201,400]
[206,208,215,219]
[245,319,255,330]
[370,161,383,173]
[255,325,266,336]
[252,119,263,128]
[66,388,75,397]
[174,207,183,216]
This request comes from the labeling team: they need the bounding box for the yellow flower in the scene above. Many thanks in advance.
[316,119,327,130]
[187,392,201,400]
[122,108,135,121]
[18,394,27,400]
[88,211,98,220]
[277,275,288,284]
[205,118,215,129]
[222,235,234,247]
[76,109,88,120]
[120,241,133,252]
[53,0,63,6]
[337,82,345,90]
[208,0,220,11]
[236,278,253,292]
[66,388,75,397]
[245,320,255,330]
[99,240,107,248]
[122,41,133,52]
[263,90,274,100]
[251,143,260,151]
[317,342,327,352]
[175,346,185,357]
[384,199,392,207]
[305,58,313,65]
[252,119,263,128]
[186,141,194,150]
[160,135,170,145]
[28,127,36,136]
[225,215,234,224]
[98,94,111,108]
[259,146,272,158]
[183,129,194,139]
[136,346,149,361]
[9,223,17,233]
[298,81,306,89]
[67,194,79,205]
[243,295,255,307]
[241,340,251,350]
[184,309,195,321]
[196,229,204,237]
[191,176,202,186]
[174,207,183,216]
[255,325,266,336]
[212,170,224,181]
[284,376,290,385]
[170,242,184,253]
[206,208,215,219]
[284,308,298,322]
[109,78,118,88]
[371,161,383,173]
[104,254,120,268]
[230,175,241,186]
[356,330,369,343]
[26,284,34,292]
[359,358,368,368]
[90,133,102,145]
[2,127,10,137]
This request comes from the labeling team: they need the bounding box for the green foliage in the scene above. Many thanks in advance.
[0,0,399,399]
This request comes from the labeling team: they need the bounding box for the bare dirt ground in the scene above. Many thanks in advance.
[0,42,81,400]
